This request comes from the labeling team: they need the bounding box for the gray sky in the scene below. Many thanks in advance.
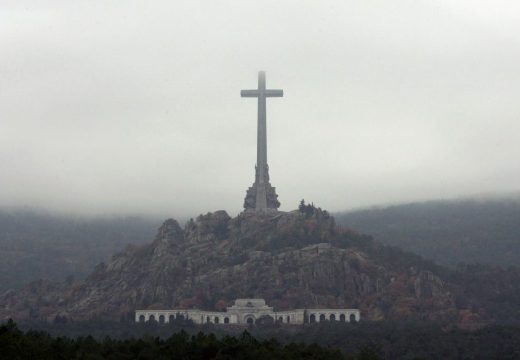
[1,1,519,218]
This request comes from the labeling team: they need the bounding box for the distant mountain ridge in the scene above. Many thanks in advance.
[0,209,159,293]
[335,197,520,267]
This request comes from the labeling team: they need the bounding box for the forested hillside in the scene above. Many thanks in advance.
[0,210,159,293]
[335,197,520,267]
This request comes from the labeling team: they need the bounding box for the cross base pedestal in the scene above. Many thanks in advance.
[243,182,280,211]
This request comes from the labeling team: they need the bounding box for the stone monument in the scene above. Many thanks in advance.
[136,298,361,325]
[241,71,282,211]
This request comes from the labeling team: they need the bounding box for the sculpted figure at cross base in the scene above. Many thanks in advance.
[241,71,282,211]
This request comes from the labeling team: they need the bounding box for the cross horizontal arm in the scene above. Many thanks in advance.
[264,89,283,97]
[241,90,260,97]
[241,89,284,97]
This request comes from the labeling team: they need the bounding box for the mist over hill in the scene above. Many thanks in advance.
[335,197,520,267]
[0,209,160,294]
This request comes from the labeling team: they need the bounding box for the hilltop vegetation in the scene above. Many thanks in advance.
[336,197,520,267]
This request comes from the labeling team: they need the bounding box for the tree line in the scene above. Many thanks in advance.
[0,320,382,360]
[10,319,520,359]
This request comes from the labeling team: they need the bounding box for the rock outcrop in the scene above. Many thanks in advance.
[0,207,484,326]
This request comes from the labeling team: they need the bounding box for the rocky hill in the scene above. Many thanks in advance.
[0,205,497,327]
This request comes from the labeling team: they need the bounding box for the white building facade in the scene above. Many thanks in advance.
[135,298,360,325]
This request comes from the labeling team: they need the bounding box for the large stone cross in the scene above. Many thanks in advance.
[241,71,283,211]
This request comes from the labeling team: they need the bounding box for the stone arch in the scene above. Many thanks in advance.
[214,316,220,324]
[349,314,356,322]
[224,317,229,324]
[159,314,165,324]
[309,314,316,323]
[278,316,283,322]
[319,314,325,322]
[177,313,185,321]
[245,315,255,325]
[169,314,175,323]
[206,316,211,323]
[149,314,156,322]
[139,315,145,323]
[339,314,346,322]
[329,314,336,321]
[286,316,290,323]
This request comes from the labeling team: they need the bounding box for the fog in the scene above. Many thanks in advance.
[1,1,519,218]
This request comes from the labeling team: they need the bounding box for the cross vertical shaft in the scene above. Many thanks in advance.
[241,71,283,211]
[257,71,266,183]
[256,72,268,209]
